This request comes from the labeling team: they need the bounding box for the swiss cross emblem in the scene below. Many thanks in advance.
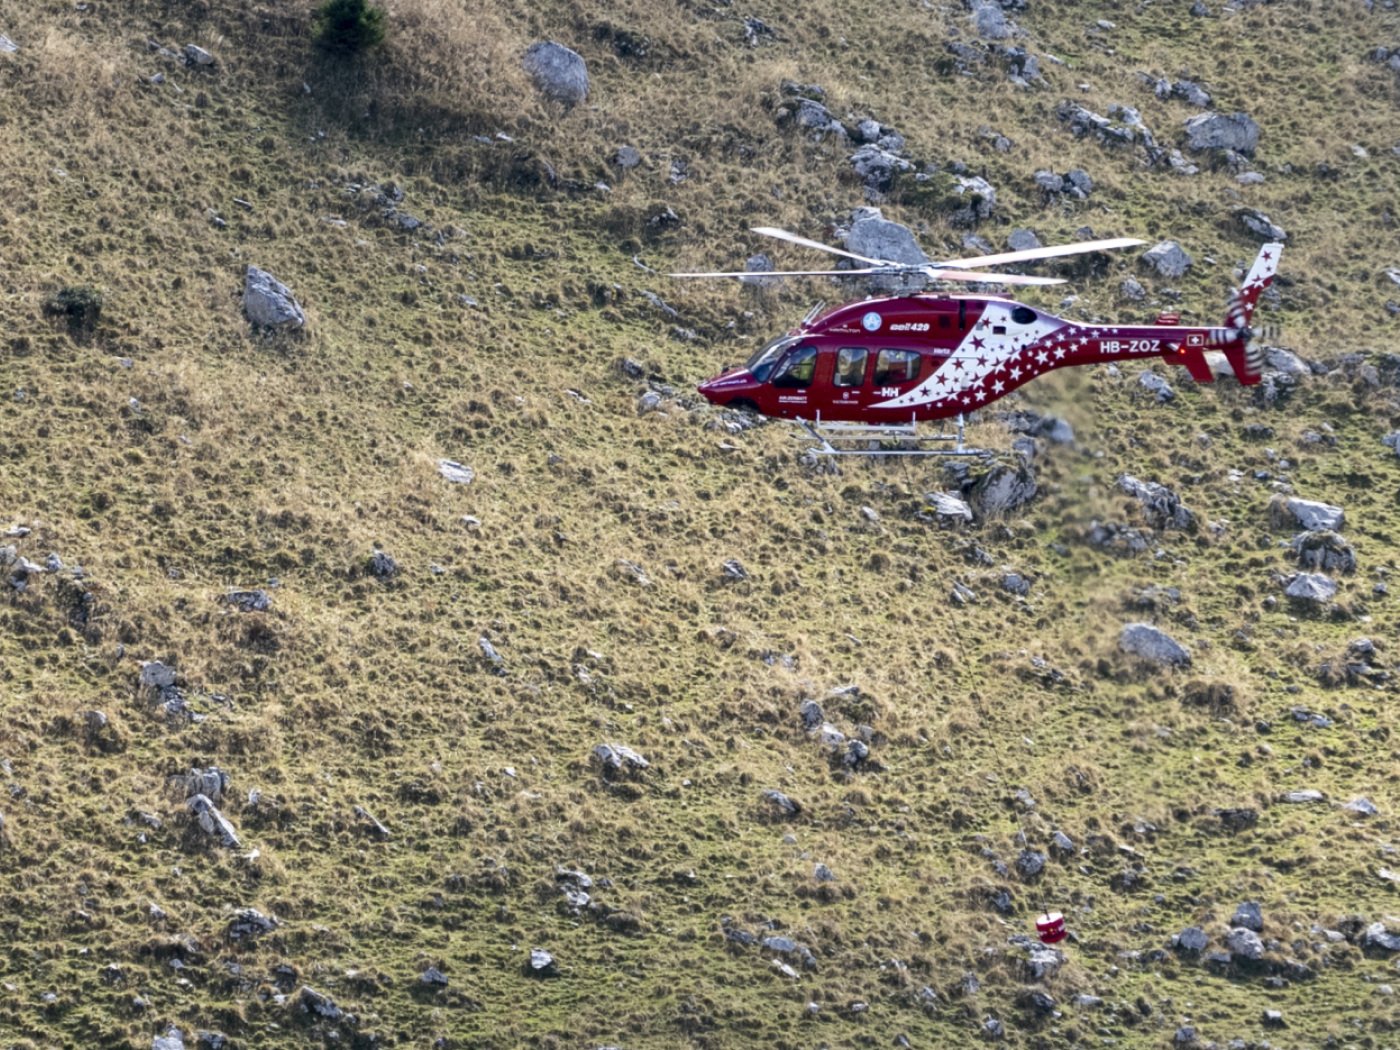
[1186,333,1205,347]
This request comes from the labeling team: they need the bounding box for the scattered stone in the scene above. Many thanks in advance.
[1138,371,1175,403]
[1232,901,1263,932]
[0,35,18,53]
[1175,925,1209,953]
[1118,474,1194,530]
[1237,208,1287,242]
[1119,623,1191,667]
[1183,111,1260,154]
[1284,572,1337,605]
[522,42,589,107]
[592,743,649,777]
[223,588,271,612]
[945,175,997,228]
[798,698,824,731]
[187,794,240,848]
[971,1,1019,39]
[297,985,348,1023]
[1270,496,1344,532]
[169,767,230,804]
[367,550,398,579]
[1217,807,1258,832]
[153,1028,186,1050]
[1002,573,1031,597]
[1141,241,1192,279]
[243,266,305,329]
[970,464,1037,516]
[1282,789,1325,804]
[1344,797,1379,817]
[438,460,474,484]
[1016,850,1047,879]
[983,1016,1005,1039]
[226,907,278,942]
[1290,530,1356,574]
[1226,926,1264,961]
[1025,945,1064,980]
[1363,922,1400,952]
[927,491,974,523]
[183,44,215,68]
[1050,830,1074,857]
[1263,1009,1285,1028]
[848,144,914,199]
[526,947,558,977]
[814,863,836,882]
[762,789,802,819]
[721,559,749,581]
[140,661,177,691]
[420,966,449,988]
[352,804,390,839]
[478,635,504,672]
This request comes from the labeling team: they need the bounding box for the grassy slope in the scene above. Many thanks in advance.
[2,0,1400,1046]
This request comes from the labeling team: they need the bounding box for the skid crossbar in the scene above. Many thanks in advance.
[798,413,989,458]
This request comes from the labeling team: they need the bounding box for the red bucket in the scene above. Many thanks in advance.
[1036,911,1067,944]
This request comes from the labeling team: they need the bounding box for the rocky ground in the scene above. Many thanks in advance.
[2,0,1400,1047]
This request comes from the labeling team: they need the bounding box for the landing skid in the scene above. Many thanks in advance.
[797,413,990,458]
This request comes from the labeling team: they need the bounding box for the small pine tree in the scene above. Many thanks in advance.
[314,0,386,55]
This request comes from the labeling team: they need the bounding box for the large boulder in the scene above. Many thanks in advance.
[243,266,305,329]
[1183,112,1260,154]
[970,464,1037,517]
[1270,496,1344,532]
[1117,475,1195,531]
[846,208,927,292]
[1237,208,1287,242]
[522,41,589,107]
[1119,623,1191,668]
[946,175,997,227]
[1141,241,1192,279]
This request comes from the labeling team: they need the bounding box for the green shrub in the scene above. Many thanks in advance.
[314,0,386,55]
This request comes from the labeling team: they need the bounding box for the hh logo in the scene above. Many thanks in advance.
[878,386,899,398]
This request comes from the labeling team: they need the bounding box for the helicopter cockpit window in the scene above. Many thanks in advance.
[873,348,921,385]
[1011,306,1037,325]
[745,334,800,383]
[770,344,817,388]
[834,347,868,387]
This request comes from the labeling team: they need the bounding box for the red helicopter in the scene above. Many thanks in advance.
[675,228,1281,455]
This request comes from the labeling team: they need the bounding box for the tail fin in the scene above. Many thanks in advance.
[1219,243,1282,385]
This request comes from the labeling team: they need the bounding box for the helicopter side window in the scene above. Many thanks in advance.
[1011,306,1037,325]
[873,348,921,385]
[834,347,868,387]
[770,344,817,388]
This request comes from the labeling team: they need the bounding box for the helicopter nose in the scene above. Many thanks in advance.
[697,368,750,404]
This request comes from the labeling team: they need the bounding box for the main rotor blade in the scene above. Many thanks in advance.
[933,236,1146,271]
[750,226,899,267]
[926,269,1065,286]
[668,266,897,279]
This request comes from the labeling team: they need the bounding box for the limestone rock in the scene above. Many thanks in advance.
[592,743,649,777]
[1284,573,1337,605]
[1119,623,1191,667]
[187,794,240,848]
[1117,475,1194,530]
[1226,926,1264,961]
[1141,241,1192,279]
[522,42,589,107]
[243,266,305,329]
[1183,111,1260,154]
[1270,496,1344,532]
[970,464,1037,517]
[1232,901,1263,932]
